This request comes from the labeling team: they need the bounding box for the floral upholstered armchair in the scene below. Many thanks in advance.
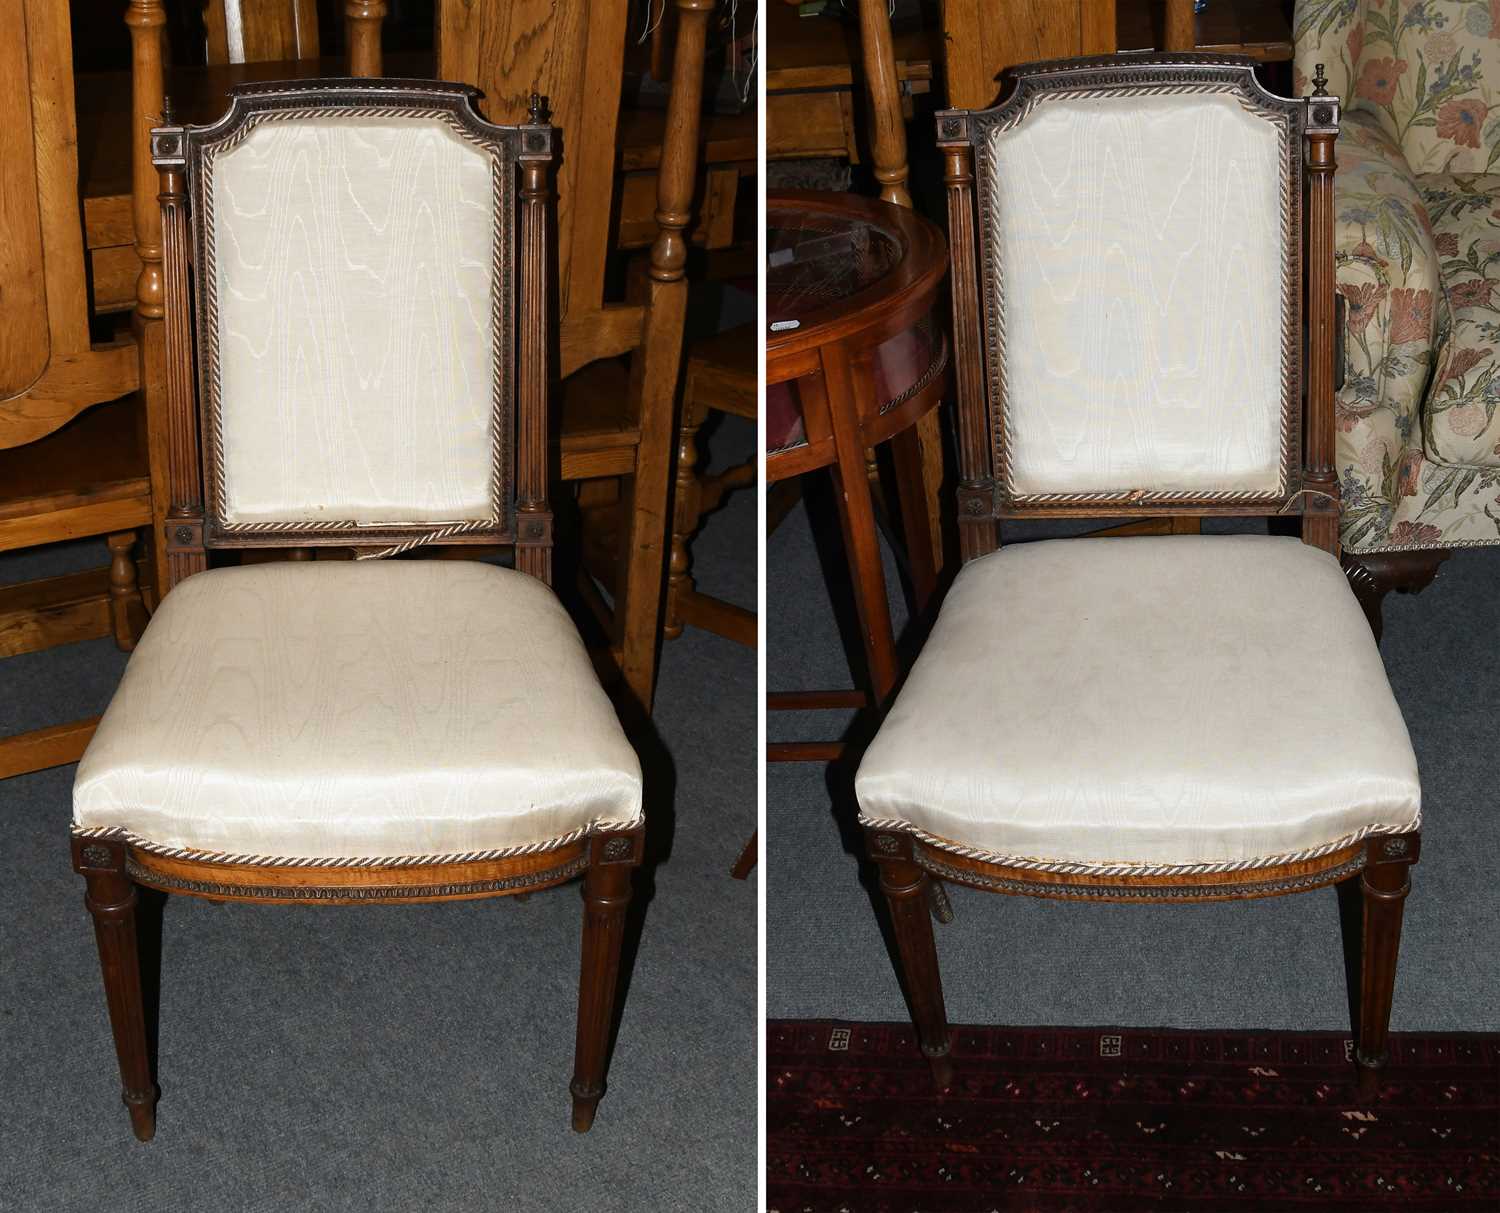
[1295,0,1500,631]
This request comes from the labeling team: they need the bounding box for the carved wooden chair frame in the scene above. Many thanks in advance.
[864,55,1419,1100]
[70,77,644,1140]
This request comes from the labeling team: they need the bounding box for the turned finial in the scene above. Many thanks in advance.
[527,92,546,125]
[161,94,176,125]
[1312,63,1329,95]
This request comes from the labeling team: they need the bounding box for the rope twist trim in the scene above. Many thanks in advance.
[70,816,643,870]
[856,813,1421,878]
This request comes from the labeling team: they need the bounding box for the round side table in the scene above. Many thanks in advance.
[766,190,950,762]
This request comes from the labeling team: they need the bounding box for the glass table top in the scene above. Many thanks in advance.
[766,212,903,330]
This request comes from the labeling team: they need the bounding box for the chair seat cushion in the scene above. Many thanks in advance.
[855,536,1420,874]
[73,562,642,864]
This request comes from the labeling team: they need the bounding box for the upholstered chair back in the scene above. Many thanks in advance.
[151,79,553,579]
[211,115,498,527]
[988,90,1289,499]
[952,58,1309,513]
[937,55,1340,557]
[1294,0,1499,174]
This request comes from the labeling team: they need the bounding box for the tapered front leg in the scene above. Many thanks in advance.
[73,838,157,1141]
[570,833,639,1131]
[867,829,952,1088]
[730,831,756,880]
[1356,832,1419,1101]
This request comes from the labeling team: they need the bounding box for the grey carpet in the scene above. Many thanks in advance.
[767,496,1500,1034]
[0,416,756,1213]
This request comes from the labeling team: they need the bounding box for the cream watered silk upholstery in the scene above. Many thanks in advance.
[213,117,496,526]
[73,562,642,862]
[855,536,1420,873]
[989,94,1286,497]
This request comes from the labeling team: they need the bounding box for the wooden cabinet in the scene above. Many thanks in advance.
[0,0,154,779]
[941,0,1116,109]
[437,0,718,712]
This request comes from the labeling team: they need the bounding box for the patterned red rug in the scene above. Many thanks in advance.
[768,1021,1499,1212]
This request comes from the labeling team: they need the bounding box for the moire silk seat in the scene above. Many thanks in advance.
[855,535,1421,873]
[73,561,643,863]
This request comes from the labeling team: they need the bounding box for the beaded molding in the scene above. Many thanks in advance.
[126,853,588,901]
[916,849,1368,900]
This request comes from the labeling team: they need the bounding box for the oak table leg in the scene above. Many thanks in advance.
[889,423,939,616]
[73,839,157,1141]
[571,850,634,1131]
[664,392,705,641]
[106,531,147,651]
[824,345,901,703]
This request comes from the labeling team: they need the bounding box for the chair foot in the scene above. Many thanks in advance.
[922,1040,954,1091]
[570,1080,602,1132]
[1354,1049,1385,1103]
[125,1091,157,1142]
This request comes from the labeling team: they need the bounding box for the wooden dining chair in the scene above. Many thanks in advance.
[856,55,1423,1100]
[72,79,646,1141]
[664,322,757,647]
[438,0,715,714]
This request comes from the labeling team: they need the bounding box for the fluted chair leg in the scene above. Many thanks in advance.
[72,838,157,1141]
[867,830,952,1088]
[1356,832,1419,1101]
[570,842,635,1131]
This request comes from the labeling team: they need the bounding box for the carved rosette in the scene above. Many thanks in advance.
[1372,833,1420,865]
[79,843,118,870]
[600,836,636,864]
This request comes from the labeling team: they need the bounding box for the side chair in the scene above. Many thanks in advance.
[855,54,1423,1101]
[70,78,646,1140]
